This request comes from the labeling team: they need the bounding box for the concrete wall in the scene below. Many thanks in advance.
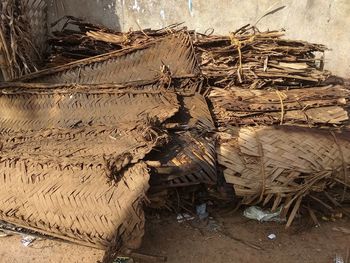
[48,0,350,77]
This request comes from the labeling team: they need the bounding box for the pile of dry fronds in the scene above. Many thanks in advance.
[0,9,349,262]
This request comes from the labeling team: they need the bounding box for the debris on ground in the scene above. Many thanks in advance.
[177,213,195,223]
[267,233,277,240]
[243,206,284,223]
[21,236,37,247]
[196,203,209,220]
[0,2,349,262]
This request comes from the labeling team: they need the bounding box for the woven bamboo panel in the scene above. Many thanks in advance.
[0,0,47,80]
[18,33,199,84]
[217,126,350,207]
[209,86,350,127]
[0,83,179,133]
[0,158,149,250]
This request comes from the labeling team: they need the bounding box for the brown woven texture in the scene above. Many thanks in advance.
[0,0,47,80]
[0,126,163,174]
[151,93,217,188]
[0,81,178,250]
[0,118,164,249]
[217,126,350,224]
[209,85,349,127]
[0,157,149,250]
[0,82,179,133]
[17,33,199,83]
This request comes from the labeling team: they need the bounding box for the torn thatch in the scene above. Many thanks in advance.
[0,82,180,133]
[0,0,47,80]
[217,126,350,226]
[46,16,185,67]
[149,91,217,190]
[17,32,199,84]
[209,85,350,128]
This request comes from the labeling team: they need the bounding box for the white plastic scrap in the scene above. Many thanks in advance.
[267,233,276,240]
[243,206,285,222]
[334,254,344,263]
[176,213,195,223]
[21,235,37,247]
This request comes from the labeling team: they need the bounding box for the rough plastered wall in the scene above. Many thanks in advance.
[48,0,350,77]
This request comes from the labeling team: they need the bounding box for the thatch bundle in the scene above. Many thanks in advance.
[217,126,350,226]
[209,85,349,127]
[0,6,349,262]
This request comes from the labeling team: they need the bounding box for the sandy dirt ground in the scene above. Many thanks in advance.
[0,211,349,263]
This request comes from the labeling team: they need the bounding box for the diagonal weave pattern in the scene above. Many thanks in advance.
[0,0,47,80]
[152,93,217,188]
[0,159,149,250]
[18,33,199,84]
[0,126,162,172]
[0,83,179,133]
[218,126,350,207]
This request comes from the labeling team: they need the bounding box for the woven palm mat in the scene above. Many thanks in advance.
[0,119,168,248]
[0,0,47,80]
[0,81,178,252]
[0,157,149,250]
[217,126,350,226]
[17,32,199,84]
[150,92,217,188]
[0,82,179,133]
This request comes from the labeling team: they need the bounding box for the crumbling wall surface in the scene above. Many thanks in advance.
[47,0,350,78]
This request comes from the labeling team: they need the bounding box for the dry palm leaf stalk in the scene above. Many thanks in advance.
[209,85,350,128]
[17,32,199,84]
[0,81,179,133]
[47,16,185,67]
[194,25,330,88]
[217,126,350,226]
[0,0,47,80]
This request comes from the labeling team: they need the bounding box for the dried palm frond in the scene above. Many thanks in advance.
[0,81,180,133]
[209,85,350,128]
[194,25,331,88]
[0,0,47,80]
[18,32,199,84]
[217,126,350,226]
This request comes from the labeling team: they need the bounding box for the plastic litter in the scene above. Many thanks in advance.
[267,233,276,240]
[21,235,37,247]
[196,203,209,220]
[243,206,285,222]
[334,254,344,263]
[176,213,195,223]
